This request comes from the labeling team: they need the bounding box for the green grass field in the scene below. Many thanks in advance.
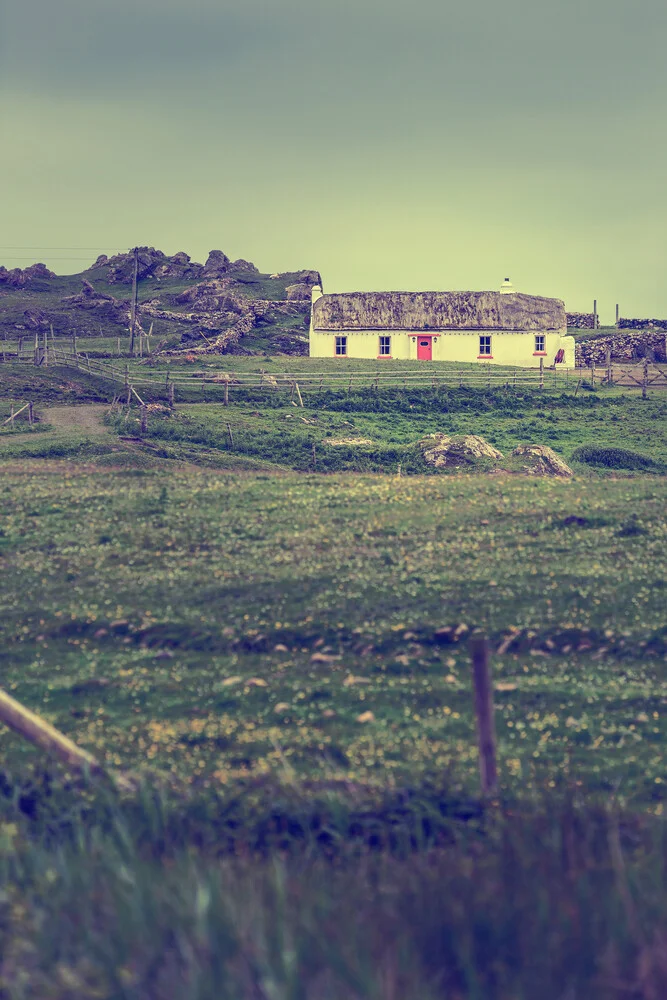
[2,462,666,802]
[1,368,667,998]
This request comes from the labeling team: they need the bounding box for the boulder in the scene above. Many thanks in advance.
[203,250,230,275]
[23,308,49,329]
[0,263,56,287]
[419,434,504,469]
[511,444,573,477]
[285,282,312,301]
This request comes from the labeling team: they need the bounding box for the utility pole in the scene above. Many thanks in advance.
[615,303,619,328]
[593,299,598,330]
[129,247,138,356]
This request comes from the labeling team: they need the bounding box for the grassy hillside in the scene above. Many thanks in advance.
[0,249,317,356]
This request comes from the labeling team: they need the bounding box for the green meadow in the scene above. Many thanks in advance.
[1,369,667,998]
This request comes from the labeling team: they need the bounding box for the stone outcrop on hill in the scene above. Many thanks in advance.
[0,263,56,287]
[511,444,573,477]
[0,247,320,354]
[419,434,504,469]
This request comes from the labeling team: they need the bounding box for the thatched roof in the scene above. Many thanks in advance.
[312,291,565,332]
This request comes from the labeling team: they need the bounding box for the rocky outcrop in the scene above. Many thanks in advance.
[0,248,319,354]
[511,444,573,477]
[23,308,50,329]
[419,434,504,469]
[0,263,56,287]
[285,283,313,301]
[103,248,204,285]
[202,250,230,277]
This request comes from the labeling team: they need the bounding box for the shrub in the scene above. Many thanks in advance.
[571,445,664,471]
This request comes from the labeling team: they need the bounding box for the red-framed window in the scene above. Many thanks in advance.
[335,336,347,356]
[479,335,492,356]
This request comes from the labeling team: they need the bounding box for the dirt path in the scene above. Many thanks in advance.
[0,404,111,447]
[40,404,111,434]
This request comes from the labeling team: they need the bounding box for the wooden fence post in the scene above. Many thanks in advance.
[140,405,148,434]
[590,362,595,388]
[223,379,229,407]
[312,442,316,468]
[126,383,132,407]
[539,356,544,389]
[0,687,135,792]
[470,634,498,797]
[606,347,612,385]
[28,402,34,426]
[642,357,649,399]
[295,382,304,407]
[226,422,234,449]
[117,336,121,356]
[169,383,175,409]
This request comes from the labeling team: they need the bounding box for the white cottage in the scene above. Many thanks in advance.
[309,280,575,367]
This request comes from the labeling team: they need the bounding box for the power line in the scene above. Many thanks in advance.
[1,257,114,261]
[0,246,124,251]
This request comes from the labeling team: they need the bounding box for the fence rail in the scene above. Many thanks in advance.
[3,347,666,397]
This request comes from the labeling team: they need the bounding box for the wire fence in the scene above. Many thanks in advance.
[3,346,665,398]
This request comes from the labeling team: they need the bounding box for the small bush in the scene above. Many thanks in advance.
[571,445,664,471]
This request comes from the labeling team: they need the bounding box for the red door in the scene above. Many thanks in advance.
[417,336,433,360]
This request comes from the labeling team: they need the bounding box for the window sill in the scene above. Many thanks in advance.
[376,355,393,359]
[477,355,494,359]
[533,351,547,356]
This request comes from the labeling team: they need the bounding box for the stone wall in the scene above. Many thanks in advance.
[575,330,667,365]
[566,312,596,329]
[619,317,667,331]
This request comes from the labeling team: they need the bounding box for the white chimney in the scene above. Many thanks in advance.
[500,277,514,295]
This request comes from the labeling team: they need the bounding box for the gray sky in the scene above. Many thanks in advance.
[2,0,666,320]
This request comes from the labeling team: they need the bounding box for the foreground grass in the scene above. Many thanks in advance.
[2,783,667,999]
[1,463,666,803]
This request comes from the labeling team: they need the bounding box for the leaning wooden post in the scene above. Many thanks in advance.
[642,356,649,400]
[295,382,304,407]
[470,634,498,797]
[0,687,135,792]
